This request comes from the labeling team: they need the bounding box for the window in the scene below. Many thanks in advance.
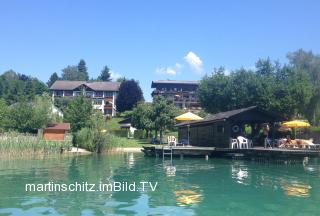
[94,91,103,97]
[93,99,103,105]
[217,125,224,133]
[105,101,112,107]
[74,91,82,96]
[86,91,93,97]
[104,109,112,115]
[64,90,73,96]
[104,91,113,97]
[55,91,63,96]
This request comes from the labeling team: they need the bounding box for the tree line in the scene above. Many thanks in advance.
[47,59,121,87]
[0,70,48,105]
[198,49,320,125]
[0,93,59,133]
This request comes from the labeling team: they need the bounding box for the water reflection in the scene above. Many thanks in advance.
[1,154,320,215]
[175,189,203,206]
[231,163,249,185]
[127,153,135,169]
[281,181,312,197]
[164,164,176,177]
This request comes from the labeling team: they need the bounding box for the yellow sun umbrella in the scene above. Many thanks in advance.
[282,120,311,128]
[175,112,203,121]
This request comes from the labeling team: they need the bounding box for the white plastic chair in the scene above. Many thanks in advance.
[167,136,177,146]
[231,139,239,149]
[248,139,253,148]
[237,136,248,149]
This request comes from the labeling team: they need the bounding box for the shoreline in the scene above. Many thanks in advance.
[67,147,144,154]
[111,147,143,153]
[0,147,145,160]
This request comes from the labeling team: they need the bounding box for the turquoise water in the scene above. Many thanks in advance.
[0,153,320,216]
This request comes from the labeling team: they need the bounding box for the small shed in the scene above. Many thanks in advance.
[118,118,137,138]
[43,123,70,141]
[176,106,285,148]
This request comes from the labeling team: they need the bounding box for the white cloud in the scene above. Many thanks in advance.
[155,63,182,76]
[184,51,203,73]
[110,70,122,80]
[155,67,177,76]
[175,63,182,70]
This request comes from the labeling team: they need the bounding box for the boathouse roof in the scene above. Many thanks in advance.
[45,123,71,131]
[176,106,285,127]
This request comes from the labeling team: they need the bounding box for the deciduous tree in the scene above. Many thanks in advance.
[0,70,48,105]
[198,59,313,119]
[116,79,144,112]
[151,96,178,144]
[131,102,153,137]
[287,49,320,124]
[61,66,80,81]
[64,96,93,132]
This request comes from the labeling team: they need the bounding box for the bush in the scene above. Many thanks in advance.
[75,127,109,153]
[133,129,144,139]
[113,129,128,138]
[75,127,95,151]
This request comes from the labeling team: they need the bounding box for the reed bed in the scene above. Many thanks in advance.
[0,132,72,157]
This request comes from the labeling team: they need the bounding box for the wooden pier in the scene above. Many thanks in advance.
[142,146,320,160]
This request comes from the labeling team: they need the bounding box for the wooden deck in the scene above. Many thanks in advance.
[142,146,320,159]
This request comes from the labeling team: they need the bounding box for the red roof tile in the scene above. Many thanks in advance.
[45,123,71,130]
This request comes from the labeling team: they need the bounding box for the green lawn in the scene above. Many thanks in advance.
[107,135,155,148]
[105,116,179,148]
[108,131,179,148]
[106,117,124,131]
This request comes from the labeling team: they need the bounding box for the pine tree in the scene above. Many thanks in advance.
[47,72,59,87]
[78,59,89,81]
[98,66,112,81]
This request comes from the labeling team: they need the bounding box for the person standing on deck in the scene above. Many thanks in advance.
[262,124,270,148]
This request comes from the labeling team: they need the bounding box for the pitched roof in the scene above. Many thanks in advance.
[175,106,284,127]
[86,82,120,91]
[50,81,120,91]
[50,81,85,90]
[151,80,199,87]
[203,106,257,122]
[118,117,132,124]
[45,123,71,130]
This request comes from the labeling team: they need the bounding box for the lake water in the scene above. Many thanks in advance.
[0,153,320,216]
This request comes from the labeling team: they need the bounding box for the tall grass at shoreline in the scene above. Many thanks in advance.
[0,132,72,157]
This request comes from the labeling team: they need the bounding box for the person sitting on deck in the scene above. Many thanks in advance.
[286,135,293,145]
[278,135,293,148]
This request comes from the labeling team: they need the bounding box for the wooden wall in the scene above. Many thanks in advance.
[43,129,66,141]
[178,121,231,148]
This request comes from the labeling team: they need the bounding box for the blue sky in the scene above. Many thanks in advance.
[1,0,320,101]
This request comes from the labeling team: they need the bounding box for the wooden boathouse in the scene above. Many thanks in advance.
[142,106,320,160]
[176,106,285,148]
[43,123,70,141]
